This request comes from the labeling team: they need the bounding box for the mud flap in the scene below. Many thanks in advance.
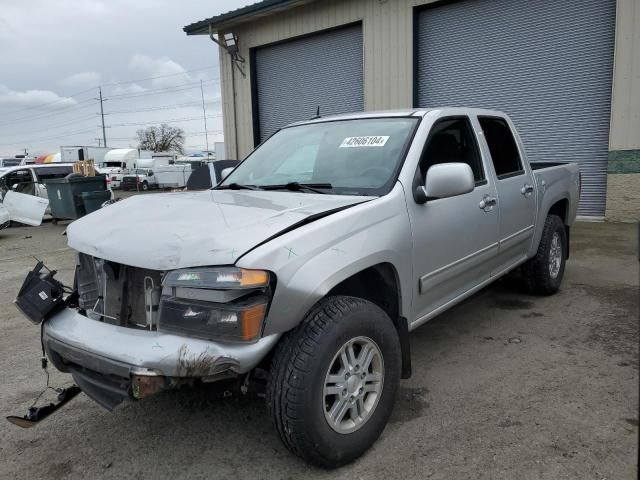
[398,316,412,379]
[6,385,81,428]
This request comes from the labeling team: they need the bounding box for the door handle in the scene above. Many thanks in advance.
[521,184,534,195]
[478,195,497,210]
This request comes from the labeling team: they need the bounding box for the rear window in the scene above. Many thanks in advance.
[1,159,21,167]
[478,117,523,178]
[35,166,72,182]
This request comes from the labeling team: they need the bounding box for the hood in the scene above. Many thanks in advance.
[67,190,371,270]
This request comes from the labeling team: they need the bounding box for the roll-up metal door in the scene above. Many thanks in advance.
[415,0,616,217]
[253,23,363,144]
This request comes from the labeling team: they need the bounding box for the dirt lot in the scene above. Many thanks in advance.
[0,218,637,479]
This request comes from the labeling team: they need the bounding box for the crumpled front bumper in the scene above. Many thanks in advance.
[43,308,279,410]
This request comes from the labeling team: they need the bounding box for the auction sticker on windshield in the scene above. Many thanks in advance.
[339,136,389,148]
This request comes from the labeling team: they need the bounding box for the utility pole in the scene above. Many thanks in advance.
[200,79,210,157]
[98,86,107,147]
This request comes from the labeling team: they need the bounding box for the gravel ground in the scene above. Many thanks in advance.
[0,218,637,479]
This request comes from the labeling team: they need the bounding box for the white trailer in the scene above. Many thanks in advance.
[60,146,112,164]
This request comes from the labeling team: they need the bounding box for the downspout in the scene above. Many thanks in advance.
[209,25,240,160]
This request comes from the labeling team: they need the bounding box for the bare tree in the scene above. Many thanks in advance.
[136,124,185,153]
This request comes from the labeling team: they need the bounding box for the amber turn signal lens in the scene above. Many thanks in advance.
[240,303,267,340]
[239,269,270,288]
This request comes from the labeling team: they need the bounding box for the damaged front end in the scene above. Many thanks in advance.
[16,255,279,413]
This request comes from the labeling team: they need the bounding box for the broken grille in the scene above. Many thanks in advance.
[76,253,162,330]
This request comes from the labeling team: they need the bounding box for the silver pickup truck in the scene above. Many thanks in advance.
[18,108,579,467]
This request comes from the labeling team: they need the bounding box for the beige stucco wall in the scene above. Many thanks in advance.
[609,0,640,151]
[605,174,640,222]
[216,0,639,161]
[218,0,436,159]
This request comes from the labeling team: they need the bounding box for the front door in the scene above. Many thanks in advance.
[407,116,500,325]
[2,168,35,197]
[477,116,537,272]
[2,190,49,226]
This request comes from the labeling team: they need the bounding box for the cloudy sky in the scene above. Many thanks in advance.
[0,0,255,156]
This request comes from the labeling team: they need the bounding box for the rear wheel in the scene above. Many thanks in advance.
[267,296,401,468]
[522,214,567,295]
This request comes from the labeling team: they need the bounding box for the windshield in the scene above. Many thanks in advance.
[219,117,419,196]
[103,161,123,168]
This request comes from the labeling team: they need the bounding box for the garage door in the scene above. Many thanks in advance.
[253,23,363,144]
[415,0,616,217]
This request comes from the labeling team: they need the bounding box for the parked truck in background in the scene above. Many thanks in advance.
[16,108,580,467]
[97,149,153,189]
[60,146,112,165]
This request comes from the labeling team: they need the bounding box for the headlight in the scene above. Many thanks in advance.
[163,267,269,289]
[158,267,271,342]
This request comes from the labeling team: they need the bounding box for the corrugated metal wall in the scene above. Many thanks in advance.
[415,0,616,217]
[216,0,637,193]
[253,24,364,143]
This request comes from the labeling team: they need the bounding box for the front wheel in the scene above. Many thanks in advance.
[522,214,567,295]
[267,296,401,468]
[141,181,149,191]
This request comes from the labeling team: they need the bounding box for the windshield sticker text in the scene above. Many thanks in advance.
[339,136,390,148]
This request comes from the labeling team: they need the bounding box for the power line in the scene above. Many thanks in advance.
[0,75,223,148]
[2,127,98,146]
[0,86,98,117]
[108,114,222,128]
[0,113,96,138]
[106,80,219,100]
[0,97,97,127]
[1,66,218,119]
[106,100,220,115]
[108,129,223,142]
[102,66,217,87]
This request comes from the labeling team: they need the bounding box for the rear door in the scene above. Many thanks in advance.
[2,190,49,226]
[477,116,536,272]
[407,115,500,324]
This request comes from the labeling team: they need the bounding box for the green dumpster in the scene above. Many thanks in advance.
[80,190,112,215]
[43,174,107,222]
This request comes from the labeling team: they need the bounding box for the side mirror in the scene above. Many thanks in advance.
[148,170,153,177]
[220,167,234,181]
[415,163,475,204]
[11,183,19,191]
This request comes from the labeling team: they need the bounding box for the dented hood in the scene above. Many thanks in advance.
[67,190,371,270]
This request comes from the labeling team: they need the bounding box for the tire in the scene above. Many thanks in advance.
[522,214,567,295]
[141,181,149,191]
[267,296,401,468]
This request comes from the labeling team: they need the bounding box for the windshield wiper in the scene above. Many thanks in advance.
[260,182,333,194]
[217,182,263,191]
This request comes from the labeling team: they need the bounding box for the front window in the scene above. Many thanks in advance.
[219,118,419,196]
